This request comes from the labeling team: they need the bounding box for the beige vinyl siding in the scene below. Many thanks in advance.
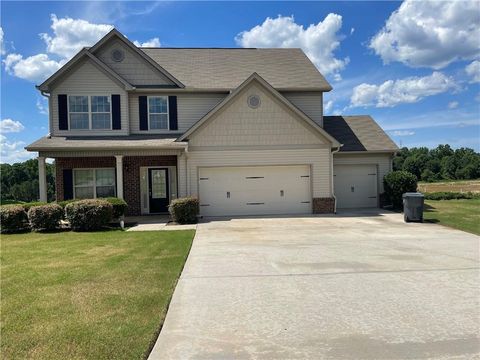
[189,84,327,147]
[333,153,393,193]
[50,58,128,136]
[281,92,323,127]
[95,39,174,86]
[129,93,225,134]
[186,148,332,199]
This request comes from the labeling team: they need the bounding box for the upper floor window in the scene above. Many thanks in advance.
[69,95,111,130]
[148,96,169,130]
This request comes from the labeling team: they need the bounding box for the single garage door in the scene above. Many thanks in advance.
[198,165,311,216]
[334,164,378,208]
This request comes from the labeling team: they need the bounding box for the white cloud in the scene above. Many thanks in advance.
[448,101,459,109]
[36,97,49,115]
[369,0,480,69]
[0,27,5,55]
[0,119,25,133]
[235,14,349,78]
[324,100,334,113]
[40,14,113,58]
[391,130,415,136]
[0,135,32,164]
[350,72,458,108]
[133,37,161,47]
[465,60,480,83]
[4,53,65,82]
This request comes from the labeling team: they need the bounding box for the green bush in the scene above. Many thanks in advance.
[168,197,199,224]
[57,199,78,209]
[383,171,418,209]
[102,197,128,219]
[424,191,480,200]
[0,205,29,233]
[28,204,64,231]
[21,201,48,212]
[65,199,113,231]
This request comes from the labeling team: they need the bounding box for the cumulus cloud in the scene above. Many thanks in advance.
[465,60,480,83]
[369,0,480,69]
[350,72,458,108]
[4,53,65,83]
[324,100,334,113]
[391,130,415,136]
[448,101,459,109]
[235,14,349,78]
[36,97,49,115]
[133,37,161,47]
[0,27,5,55]
[0,119,25,133]
[0,134,32,164]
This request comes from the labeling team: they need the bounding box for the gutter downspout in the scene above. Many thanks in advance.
[184,142,189,196]
[331,145,342,214]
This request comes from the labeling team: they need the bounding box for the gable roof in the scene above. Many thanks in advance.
[178,72,340,147]
[37,29,184,91]
[323,116,399,152]
[142,48,332,91]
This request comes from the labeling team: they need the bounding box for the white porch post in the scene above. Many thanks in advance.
[38,156,47,202]
[115,155,124,199]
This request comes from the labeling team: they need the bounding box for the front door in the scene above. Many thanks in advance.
[148,168,169,213]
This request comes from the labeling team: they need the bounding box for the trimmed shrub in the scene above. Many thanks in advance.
[168,197,199,224]
[57,199,78,209]
[424,191,480,200]
[0,205,29,233]
[28,204,64,232]
[383,171,418,209]
[65,199,113,231]
[102,197,128,219]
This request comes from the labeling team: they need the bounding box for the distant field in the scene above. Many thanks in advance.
[418,180,480,193]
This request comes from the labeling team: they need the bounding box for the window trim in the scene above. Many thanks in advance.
[72,168,116,199]
[147,96,169,130]
[68,95,113,131]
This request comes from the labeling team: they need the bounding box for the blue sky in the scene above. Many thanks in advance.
[1,1,479,163]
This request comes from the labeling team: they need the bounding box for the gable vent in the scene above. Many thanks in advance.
[111,49,125,62]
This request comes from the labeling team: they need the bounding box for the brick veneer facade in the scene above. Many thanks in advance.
[312,197,335,214]
[55,156,177,216]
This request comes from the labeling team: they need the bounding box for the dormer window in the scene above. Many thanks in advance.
[69,95,111,130]
[148,96,169,130]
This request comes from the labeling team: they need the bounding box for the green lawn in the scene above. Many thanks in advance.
[1,229,194,360]
[424,199,480,235]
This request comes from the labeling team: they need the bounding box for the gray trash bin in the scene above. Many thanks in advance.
[403,192,424,222]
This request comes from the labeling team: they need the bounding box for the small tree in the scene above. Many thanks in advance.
[383,171,418,210]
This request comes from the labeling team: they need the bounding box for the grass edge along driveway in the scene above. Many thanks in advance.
[1,229,195,360]
[424,199,480,235]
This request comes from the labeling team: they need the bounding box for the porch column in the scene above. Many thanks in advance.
[115,155,124,199]
[38,156,47,202]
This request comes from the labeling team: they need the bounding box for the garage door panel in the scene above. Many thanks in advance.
[199,165,311,216]
[334,164,377,208]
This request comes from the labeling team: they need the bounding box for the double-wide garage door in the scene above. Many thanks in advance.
[198,165,311,216]
[334,164,378,208]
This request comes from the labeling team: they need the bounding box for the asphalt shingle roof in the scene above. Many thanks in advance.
[141,48,332,91]
[323,115,399,152]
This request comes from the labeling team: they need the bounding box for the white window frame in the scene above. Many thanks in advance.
[73,168,116,199]
[68,95,112,130]
[147,96,169,130]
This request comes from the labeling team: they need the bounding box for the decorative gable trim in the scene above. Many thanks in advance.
[178,73,341,147]
[89,29,184,88]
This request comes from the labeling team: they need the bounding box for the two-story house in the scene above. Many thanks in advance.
[26,29,398,216]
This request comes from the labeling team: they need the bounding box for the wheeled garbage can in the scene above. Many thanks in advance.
[402,192,424,222]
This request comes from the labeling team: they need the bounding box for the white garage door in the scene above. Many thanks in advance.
[198,165,311,216]
[334,164,378,208]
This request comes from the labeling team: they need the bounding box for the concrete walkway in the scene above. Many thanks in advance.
[125,215,197,231]
[149,211,480,359]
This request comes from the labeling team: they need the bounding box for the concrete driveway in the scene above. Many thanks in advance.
[149,210,480,359]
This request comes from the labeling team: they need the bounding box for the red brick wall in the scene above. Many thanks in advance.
[312,197,335,214]
[55,156,177,216]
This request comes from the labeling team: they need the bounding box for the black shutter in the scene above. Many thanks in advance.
[63,169,73,200]
[168,96,178,130]
[111,95,121,130]
[58,94,68,130]
[139,96,148,130]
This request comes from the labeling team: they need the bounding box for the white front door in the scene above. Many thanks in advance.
[334,164,378,208]
[198,165,311,216]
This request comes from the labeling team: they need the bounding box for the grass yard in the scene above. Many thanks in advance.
[1,229,195,360]
[418,179,480,193]
[424,199,480,235]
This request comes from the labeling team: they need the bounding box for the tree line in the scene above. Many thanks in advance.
[393,144,480,182]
